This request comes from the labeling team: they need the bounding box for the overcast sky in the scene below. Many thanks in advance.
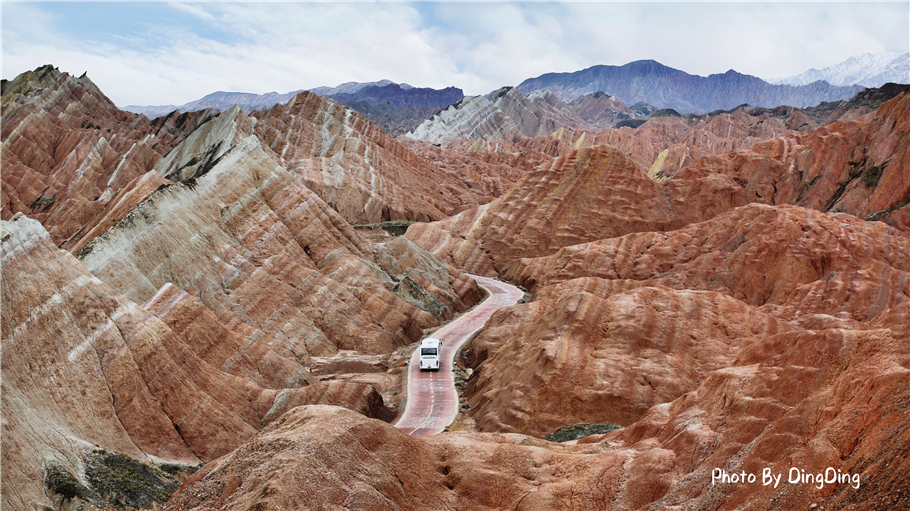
[3,1,908,107]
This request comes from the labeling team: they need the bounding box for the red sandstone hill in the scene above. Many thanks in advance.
[405,145,686,276]
[667,89,910,229]
[406,91,910,279]
[1,67,482,510]
[409,85,907,186]
[163,310,910,511]
[1,137,482,508]
[159,197,910,511]
[251,90,494,223]
[0,65,211,250]
[1,66,498,254]
[471,204,910,437]
[0,214,397,510]
[4,64,909,511]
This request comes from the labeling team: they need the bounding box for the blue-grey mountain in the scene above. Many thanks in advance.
[517,60,863,114]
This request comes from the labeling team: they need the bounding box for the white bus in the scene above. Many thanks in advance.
[419,338,443,371]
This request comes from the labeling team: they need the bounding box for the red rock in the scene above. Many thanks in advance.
[508,204,910,321]
[162,304,909,511]
[1,66,208,247]
[398,136,549,200]
[668,90,910,229]
[463,286,794,436]
[1,213,398,510]
[405,145,685,276]
[77,134,477,359]
[252,91,493,224]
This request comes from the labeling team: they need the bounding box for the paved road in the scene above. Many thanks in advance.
[395,274,524,437]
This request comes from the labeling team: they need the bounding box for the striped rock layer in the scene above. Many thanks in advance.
[472,204,909,436]
[1,215,394,510]
[1,66,498,256]
[1,67,483,510]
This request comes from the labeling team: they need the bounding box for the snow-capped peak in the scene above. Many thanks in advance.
[772,51,909,87]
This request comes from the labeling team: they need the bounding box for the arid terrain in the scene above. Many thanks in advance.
[2,63,908,511]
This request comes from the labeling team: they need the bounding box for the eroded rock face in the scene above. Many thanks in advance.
[405,145,685,276]
[667,90,910,230]
[77,135,470,358]
[508,204,910,321]
[166,317,910,511]
[463,286,795,437]
[461,202,908,456]
[405,86,906,182]
[407,92,910,283]
[252,91,491,224]
[397,136,547,201]
[1,67,484,511]
[2,66,495,254]
[407,87,594,145]
[0,65,209,249]
[0,214,394,510]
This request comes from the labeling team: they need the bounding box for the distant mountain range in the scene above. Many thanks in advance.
[407,83,909,145]
[408,87,641,144]
[122,55,905,136]
[516,60,864,114]
[772,51,909,88]
[121,79,415,118]
[122,81,463,136]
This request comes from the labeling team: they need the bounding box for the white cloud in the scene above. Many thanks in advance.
[2,1,907,107]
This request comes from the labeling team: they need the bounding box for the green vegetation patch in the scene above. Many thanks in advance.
[353,220,417,237]
[614,118,647,129]
[862,165,884,187]
[544,423,622,443]
[45,465,102,504]
[651,108,681,118]
[83,449,180,509]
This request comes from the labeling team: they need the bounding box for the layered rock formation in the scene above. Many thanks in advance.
[0,65,209,249]
[164,318,910,511]
[463,285,795,436]
[5,61,908,511]
[397,136,551,199]
[407,91,910,280]
[667,89,910,229]
[405,145,686,276]
[77,132,475,358]
[252,91,493,223]
[0,214,395,510]
[399,95,909,508]
[406,84,907,180]
[162,150,909,509]
[568,90,636,127]
[508,204,910,321]
[465,204,910,436]
[2,65,497,253]
[1,66,484,511]
[407,87,595,144]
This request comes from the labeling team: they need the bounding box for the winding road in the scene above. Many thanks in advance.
[395,274,524,437]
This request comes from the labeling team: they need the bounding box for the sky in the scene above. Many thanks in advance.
[2,1,908,107]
